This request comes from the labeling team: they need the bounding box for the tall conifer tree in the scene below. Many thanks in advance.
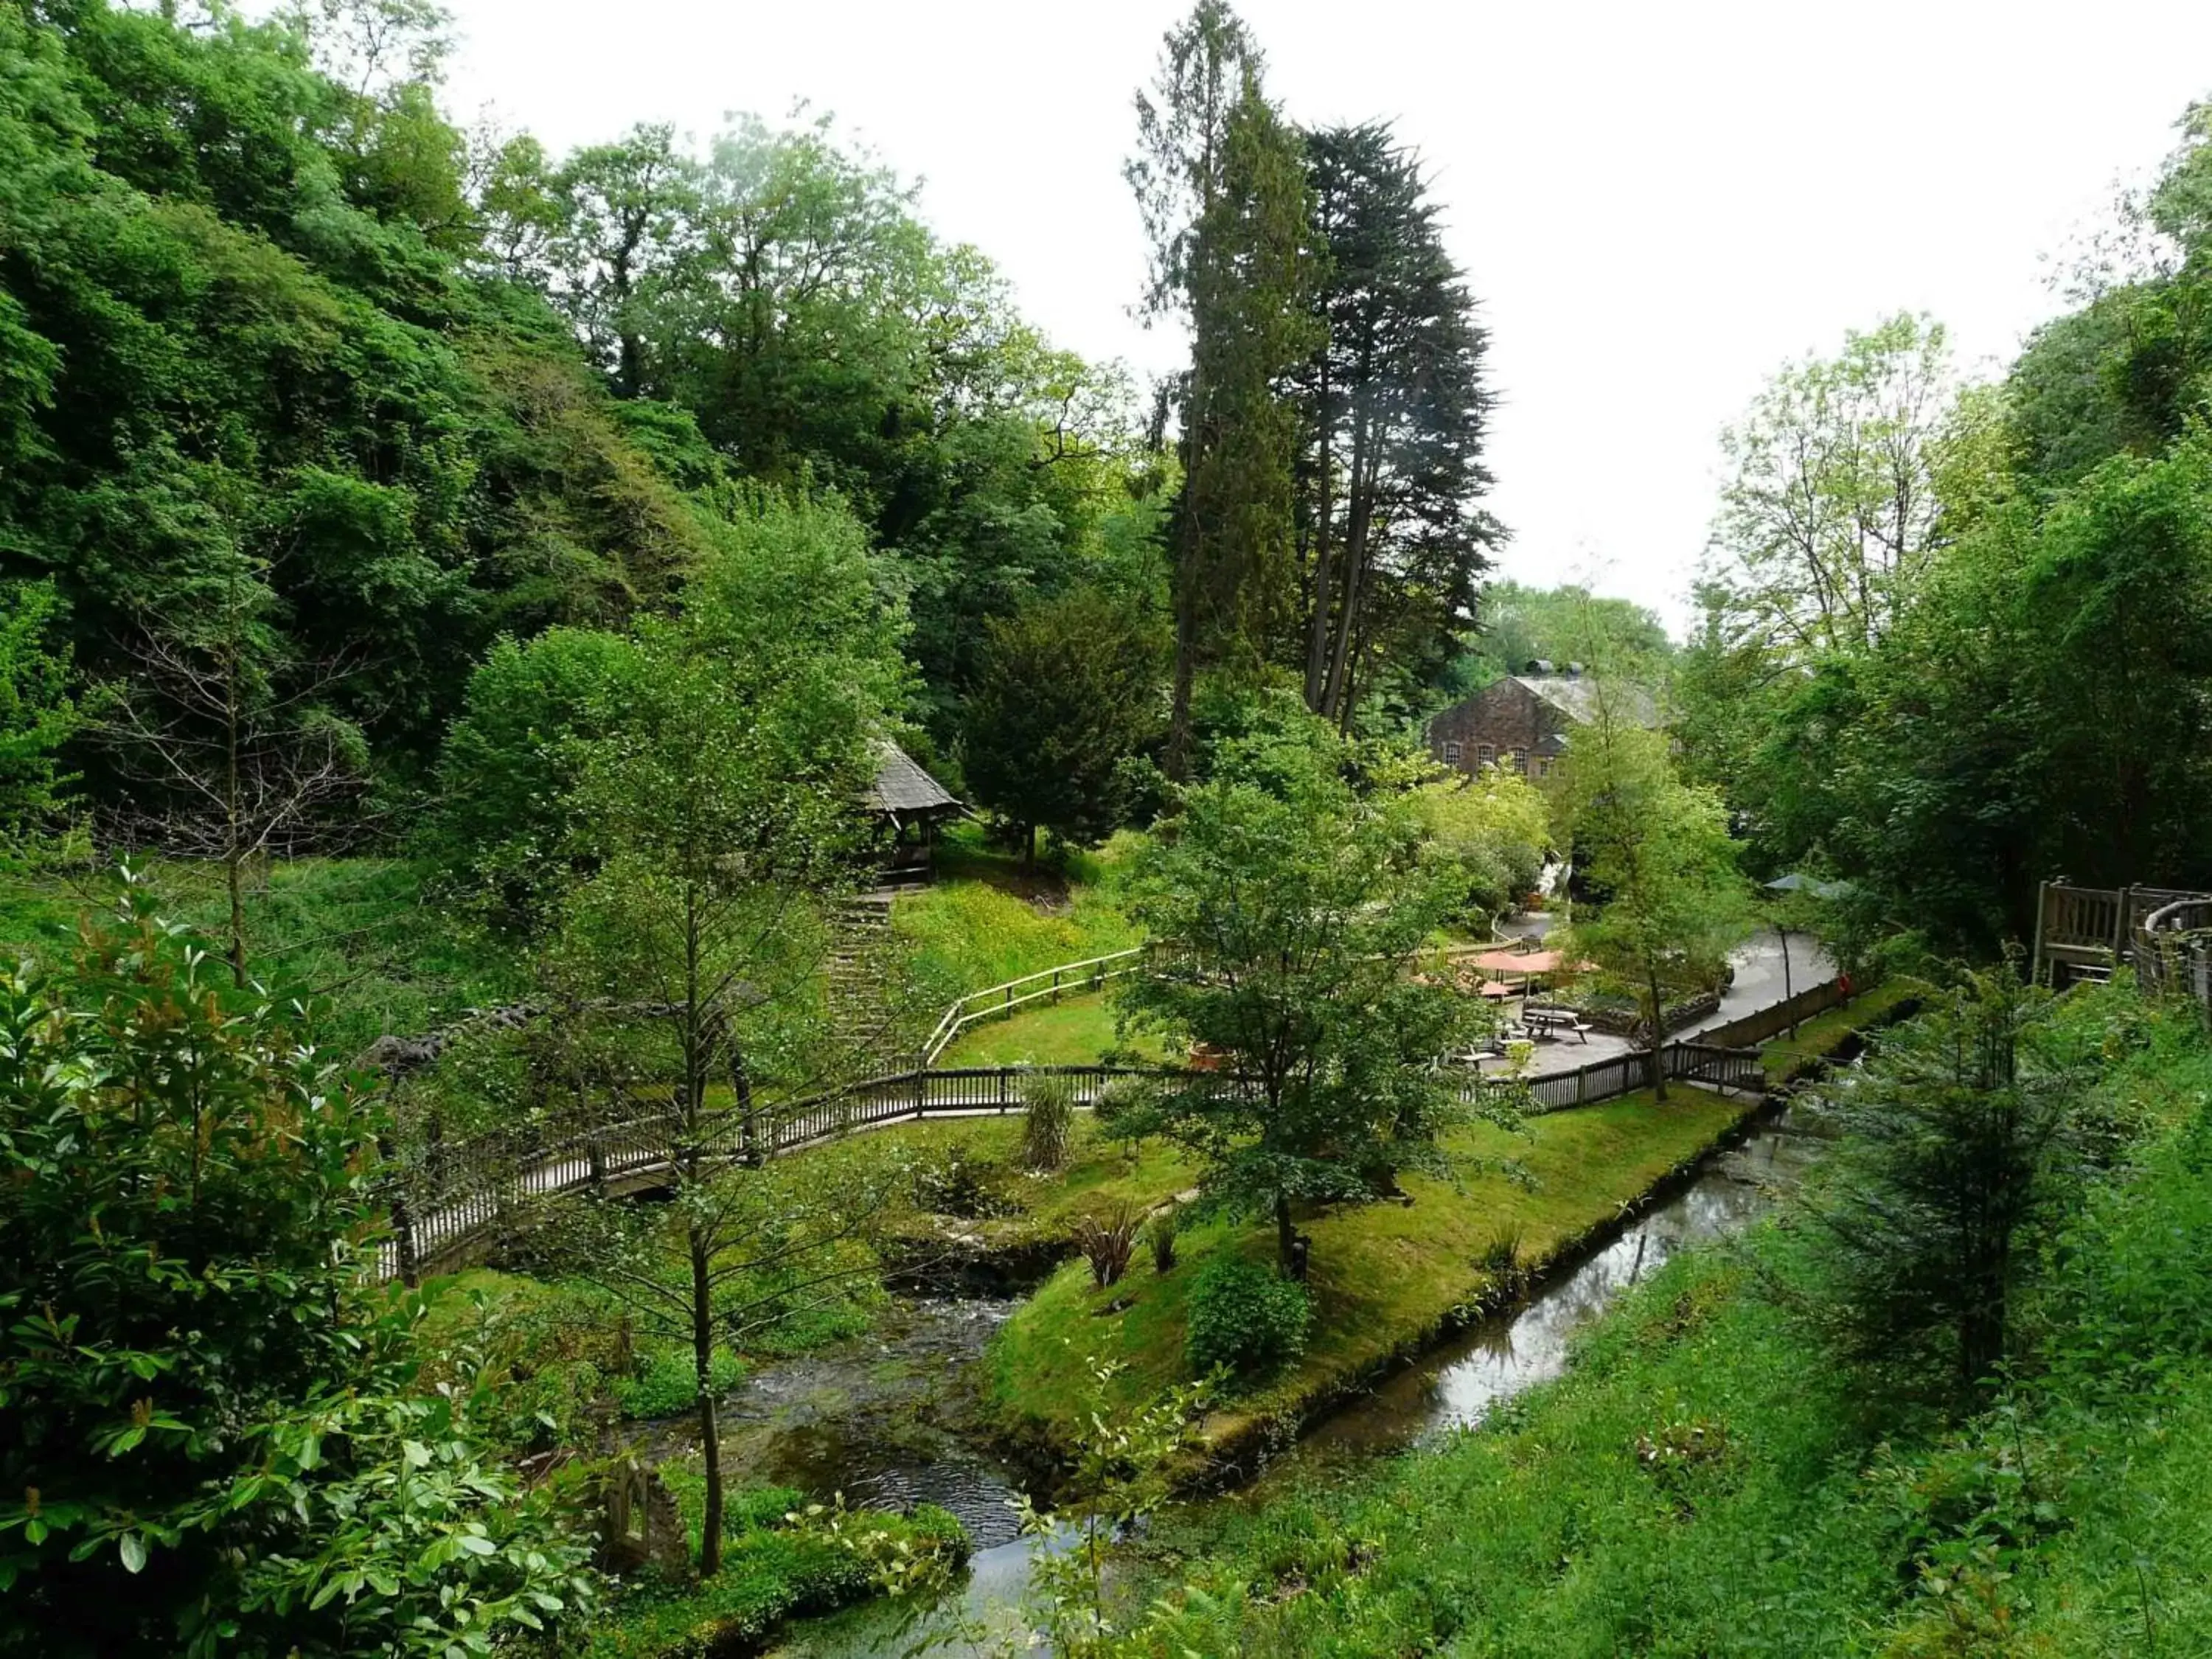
[1293,124,1499,726]
[1127,2,1317,776]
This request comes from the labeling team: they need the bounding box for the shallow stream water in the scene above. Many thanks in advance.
[744,1103,1830,1656]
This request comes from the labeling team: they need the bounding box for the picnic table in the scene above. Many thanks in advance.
[1521,1005,1590,1043]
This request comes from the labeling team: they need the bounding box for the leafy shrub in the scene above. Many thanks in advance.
[1074,1202,1141,1287]
[1147,1204,1180,1273]
[1022,1069,1077,1171]
[616,1346,746,1419]
[0,881,592,1654]
[910,1138,1017,1218]
[1185,1256,1312,1380]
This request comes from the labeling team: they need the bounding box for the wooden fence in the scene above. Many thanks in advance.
[1694,978,1850,1051]
[1503,1040,1767,1112]
[380,1043,1766,1282]
[919,949,1145,1064]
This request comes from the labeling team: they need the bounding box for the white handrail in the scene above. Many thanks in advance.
[920,946,1145,1064]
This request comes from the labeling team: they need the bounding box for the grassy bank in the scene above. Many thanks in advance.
[990,1089,1760,1463]
[1759,976,1927,1085]
[893,827,1144,1004]
[936,990,1172,1068]
[869,1113,1202,1253]
[1107,989,2212,1657]
[584,1477,967,1659]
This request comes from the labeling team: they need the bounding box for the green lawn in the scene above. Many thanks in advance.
[989,1088,1759,1458]
[937,990,1172,1067]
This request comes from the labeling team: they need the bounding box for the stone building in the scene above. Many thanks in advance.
[1424,662,1659,782]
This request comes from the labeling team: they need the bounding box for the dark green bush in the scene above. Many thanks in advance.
[1185,1256,1312,1380]
[1148,1203,1180,1273]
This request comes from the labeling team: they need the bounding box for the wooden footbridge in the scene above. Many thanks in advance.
[378,1039,1767,1283]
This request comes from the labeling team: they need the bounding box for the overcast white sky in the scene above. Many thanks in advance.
[434,0,2212,635]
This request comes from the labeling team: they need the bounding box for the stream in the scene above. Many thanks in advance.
[744,1102,1830,1657]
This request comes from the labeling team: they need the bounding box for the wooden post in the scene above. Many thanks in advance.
[998,1068,1009,1113]
[2030,880,2049,987]
[392,1192,420,1286]
[2115,884,2134,969]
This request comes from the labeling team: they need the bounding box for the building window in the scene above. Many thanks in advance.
[1476,743,1495,767]
[1442,740,1461,765]
[1537,757,1553,779]
[1509,748,1527,774]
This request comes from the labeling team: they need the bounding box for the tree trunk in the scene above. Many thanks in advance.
[1165,594,1199,783]
[1274,1189,1297,1279]
[1303,358,1336,712]
[1320,375,1375,720]
[226,851,248,990]
[690,1226,724,1575]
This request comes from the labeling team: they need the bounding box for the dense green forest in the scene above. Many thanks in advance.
[11,0,2212,1655]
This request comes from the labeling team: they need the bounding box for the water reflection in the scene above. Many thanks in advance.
[1291,1114,1815,1461]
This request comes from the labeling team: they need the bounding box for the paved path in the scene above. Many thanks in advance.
[1484,921,1832,1079]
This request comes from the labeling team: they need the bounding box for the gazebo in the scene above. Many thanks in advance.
[865,739,963,884]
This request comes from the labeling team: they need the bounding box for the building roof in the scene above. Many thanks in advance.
[866,738,961,817]
[1514,673,1660,730]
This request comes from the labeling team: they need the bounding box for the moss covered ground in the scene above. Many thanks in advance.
[582,1475,967,1659]
[988,1088,1759,1460]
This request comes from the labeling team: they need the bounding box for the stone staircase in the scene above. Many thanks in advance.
[825,888,908,1077]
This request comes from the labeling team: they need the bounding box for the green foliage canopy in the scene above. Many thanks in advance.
[0,877,591,1656]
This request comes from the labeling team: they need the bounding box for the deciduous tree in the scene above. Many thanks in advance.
[1116,703,1501,1275]
[1555,673,1746,1097]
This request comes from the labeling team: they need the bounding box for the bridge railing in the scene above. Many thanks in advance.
[380,1041,1765,1282]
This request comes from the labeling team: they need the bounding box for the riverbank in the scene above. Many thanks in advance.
[987,1087,1764,1474]
[1105,984,2212,1657]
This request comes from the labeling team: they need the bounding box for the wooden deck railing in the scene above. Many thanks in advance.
[2031,880,2210,987]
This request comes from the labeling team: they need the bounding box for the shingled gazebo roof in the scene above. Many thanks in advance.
[865,739,961,818]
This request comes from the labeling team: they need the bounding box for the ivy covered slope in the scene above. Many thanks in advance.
[1119,986,2212,1657]
[0,0,714,786]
